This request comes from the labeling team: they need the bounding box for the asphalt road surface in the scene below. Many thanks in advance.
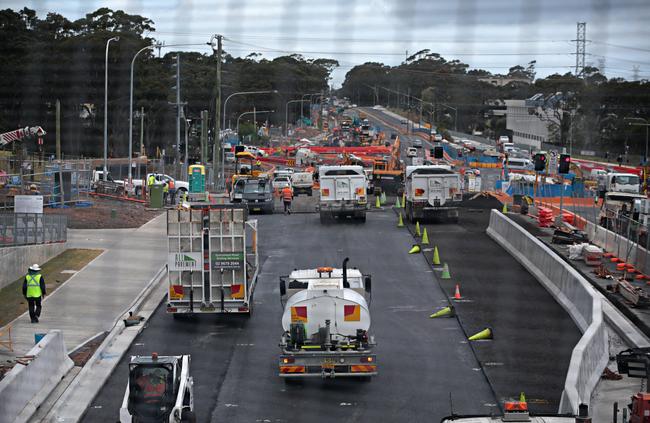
[403,204,582,414]
[84,209,497,423]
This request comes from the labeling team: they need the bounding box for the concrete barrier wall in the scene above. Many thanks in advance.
[0,330,73,422]
[486,210,608,414]
[0,242,66,290]
[585,220,650,276]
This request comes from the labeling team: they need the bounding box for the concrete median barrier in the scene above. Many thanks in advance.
[0,329,73,423]
[486,209,607,415]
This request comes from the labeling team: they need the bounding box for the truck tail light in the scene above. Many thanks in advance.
[355,187,364,195]
[415,188,425,197]
[360,356,373,363]
[166,307,177,313]
[351,365,376,373]
[282,357,295,364]
[321,188,330,196]
[280,365,305,374]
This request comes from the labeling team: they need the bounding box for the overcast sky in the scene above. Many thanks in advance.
[7,0,650,86]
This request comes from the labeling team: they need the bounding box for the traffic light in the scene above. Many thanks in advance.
[433,146,444,159]
[234,145,245,154]
[559,154,571,174]
[533,153,547,171]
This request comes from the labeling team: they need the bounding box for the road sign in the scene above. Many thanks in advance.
[548,151,558,175]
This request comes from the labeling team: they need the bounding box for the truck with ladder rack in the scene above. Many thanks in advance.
[166,204,258,316]
[278,258,376,380]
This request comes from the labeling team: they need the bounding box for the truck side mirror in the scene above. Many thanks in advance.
[364,276,372,293]
[279,279,286,297]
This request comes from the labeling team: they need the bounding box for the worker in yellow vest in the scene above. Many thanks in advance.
[147,173,156,197]
[162,182,169,205]
[23,264,46,323]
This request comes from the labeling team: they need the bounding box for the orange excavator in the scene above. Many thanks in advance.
[371,136,404,195]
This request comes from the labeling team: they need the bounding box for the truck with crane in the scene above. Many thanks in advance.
[278,258,377,380]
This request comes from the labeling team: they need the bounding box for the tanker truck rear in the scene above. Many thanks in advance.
[278,258,376,380]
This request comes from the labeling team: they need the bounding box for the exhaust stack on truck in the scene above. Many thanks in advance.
[278,258,376,380]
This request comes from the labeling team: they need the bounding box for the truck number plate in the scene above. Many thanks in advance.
[252,207,261,211]
[200,306,215,311]
[321,359,336,369]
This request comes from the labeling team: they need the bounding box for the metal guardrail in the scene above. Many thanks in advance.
[0,213,67,247]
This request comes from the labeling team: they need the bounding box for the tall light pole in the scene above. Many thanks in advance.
[625,117,650,163]
[301,92,319,127]
[223,90,278,130]
[285,99,308,137]
[129,44,154,188]
[438,103,458,132]
[103,36,119,180]
[237,110,274,137]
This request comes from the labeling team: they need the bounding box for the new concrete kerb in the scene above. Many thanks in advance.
[42,265,168,423]
[486,209,649,414]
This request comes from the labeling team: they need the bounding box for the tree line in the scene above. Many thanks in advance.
[0,7,337,159]
[338,50,650,157]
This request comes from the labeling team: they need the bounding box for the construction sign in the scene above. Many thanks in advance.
[344,304,361,321]
[291,306,308,323]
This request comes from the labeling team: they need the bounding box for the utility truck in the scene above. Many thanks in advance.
[166,205,258,316]
[318,165,368,223]
[404,165,462,223]
[278,258,376,380]
[119,353,195,423]
[597,172,640,197]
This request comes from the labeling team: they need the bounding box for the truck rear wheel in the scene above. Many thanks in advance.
[181,409,196,423]
[320,211,329,224]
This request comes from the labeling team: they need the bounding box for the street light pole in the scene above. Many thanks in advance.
[625,117,650,163]
[222,90,278,130]
[237,110,274,137]
[129,44,154,189]
[103,36,119,180]
[285,99,307,137]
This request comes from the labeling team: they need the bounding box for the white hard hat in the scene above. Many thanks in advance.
[29,264,41,271]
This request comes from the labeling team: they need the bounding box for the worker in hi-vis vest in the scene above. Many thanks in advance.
[147,173,156,196]
[23,264,46,323]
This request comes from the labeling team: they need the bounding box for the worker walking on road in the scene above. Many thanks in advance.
[281,185,293,214]
[23,264,46,323]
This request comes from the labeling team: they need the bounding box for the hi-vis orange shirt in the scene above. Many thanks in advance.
[282,186,293,201]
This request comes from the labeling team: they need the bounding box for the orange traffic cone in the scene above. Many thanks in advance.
[453,284,462,300]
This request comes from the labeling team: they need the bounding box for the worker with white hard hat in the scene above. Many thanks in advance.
[23,264,46,323]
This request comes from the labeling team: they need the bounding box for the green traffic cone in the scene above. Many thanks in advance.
[519,392,526,403]
[441,263,451,279]
[375,196,381,209]
[502,203,508,213]
[380,192,387,205]
[395,196,402,208]
[415,221,421,237]
[432,246,441,265]
[409,244,421,254]
[422,228,429,245]
[468,327,493,341]
[429,305,455,318]
[402,192,406,208]
[398,213,404,227]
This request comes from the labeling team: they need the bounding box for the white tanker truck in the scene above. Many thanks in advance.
[278,258,377,380]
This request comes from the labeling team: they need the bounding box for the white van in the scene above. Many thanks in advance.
[504,158,533,171]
